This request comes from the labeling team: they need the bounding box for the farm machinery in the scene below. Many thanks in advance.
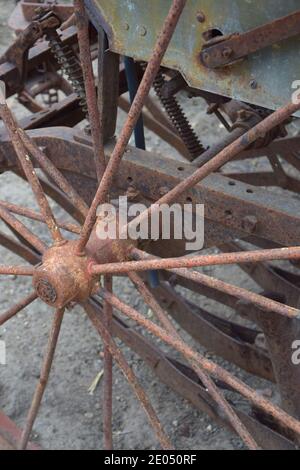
[1,0,300,450]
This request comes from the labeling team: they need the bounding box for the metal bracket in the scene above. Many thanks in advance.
[200,10,300,69]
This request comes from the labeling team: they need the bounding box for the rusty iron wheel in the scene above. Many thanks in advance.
[1,0,300,451]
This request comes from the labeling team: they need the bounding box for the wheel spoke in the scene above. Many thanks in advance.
[17,129,89,218]
[76,0,188,253]
[91,246,300,275]
[0,265,34,276]
[0,200,81,235]
[0,292,37,327]
[84,300,173,450]
[0,204,47,254]
[130,248,299,319]
[117,99,300,249]
[15,171,85,224]
[129,272,259,450]
[19,308,65,450]
[74,0,106,182]
[98,288,300,438]
[103,275,113,450]
[0,95,64,244]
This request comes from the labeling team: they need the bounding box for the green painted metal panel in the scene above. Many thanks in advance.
[88,0,300,114]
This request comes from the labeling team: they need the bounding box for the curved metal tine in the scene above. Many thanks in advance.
[17,129,89,218]
[0,99,64,244]
[99,288,300,439]
[128,272,259,450]
[76,0,188,253]
[0,292,37,327]
[0,203,47,254]
[84,300,173,450]
[0,200,81,235]
[103,275,113,450]
[74,0,106,182]
[19,308,65,450]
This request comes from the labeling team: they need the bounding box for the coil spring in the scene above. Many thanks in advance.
[48,32,88,118]
[153,70,205,160]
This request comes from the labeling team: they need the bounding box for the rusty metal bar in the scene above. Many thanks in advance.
[76,0,187,253]
[129,272,259,450]
[0,265,34,276]
[98,288,300,438]
[0,230,40,265]
[19,308,65,450]
[0,204,47,254]
[122,100,300,239]
[84,300,173,450]
[200,10,300,69]
[132,248,299,319]
[0,200,80,235]
[103,275,113,450]
[87,297,296,449]
[91,246,300,276]
[118,97,190,159]
[0,292,37,327]
[17,128,89,218]
[0,97,64,245]
[74,0,105,181]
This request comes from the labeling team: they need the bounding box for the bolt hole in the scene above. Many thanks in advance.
[246,189,254,194]
[202,28,223,42]
[225,210,232,217]
[228,181,236,186]
[127,176,133,183]
[178,167,185,172]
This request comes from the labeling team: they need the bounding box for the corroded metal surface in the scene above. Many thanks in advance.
[88,0,300,114]
[1,0,300,451]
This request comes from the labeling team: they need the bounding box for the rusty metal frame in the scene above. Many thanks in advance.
[1,0,300,451]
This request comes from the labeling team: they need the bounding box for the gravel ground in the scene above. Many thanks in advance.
[0,0,288,451]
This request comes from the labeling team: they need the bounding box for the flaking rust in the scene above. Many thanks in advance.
[0,0,300,451]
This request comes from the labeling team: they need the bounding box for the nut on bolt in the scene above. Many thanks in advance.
[242,215,258,233]
[222,47,233,60]
[196,11,206,23]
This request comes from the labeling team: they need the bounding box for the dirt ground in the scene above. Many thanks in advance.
[0,0,289,451]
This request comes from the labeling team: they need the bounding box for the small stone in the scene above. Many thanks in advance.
[206,424,212,432]
[84,412,94,420]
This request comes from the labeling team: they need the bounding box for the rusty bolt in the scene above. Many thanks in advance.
[242,215,258,233]
[159,187,170,197]
[196,11,206,23]
[202,51,210,62]
[139,26,147,37]
[222,47,233,60]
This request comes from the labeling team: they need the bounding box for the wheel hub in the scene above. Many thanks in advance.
[33,241,96,308]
